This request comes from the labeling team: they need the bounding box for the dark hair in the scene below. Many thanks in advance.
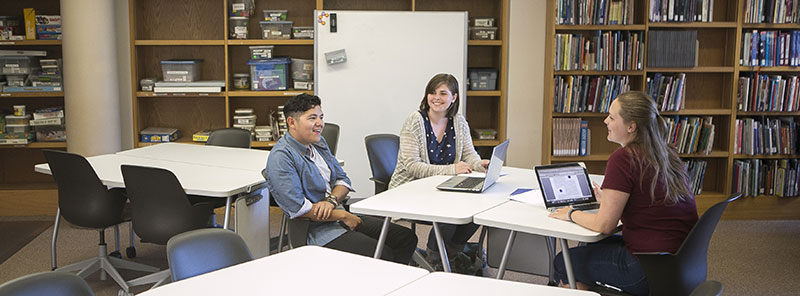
[615,91,692,205]
[284,94,321,119]
[418,73,460,117]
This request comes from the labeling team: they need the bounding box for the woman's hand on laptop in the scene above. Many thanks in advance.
[455,161,473,174]
[592,181,603,203]
[480,159,490,169]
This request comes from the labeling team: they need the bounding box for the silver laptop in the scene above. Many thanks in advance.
[534,162,600,211]
[436,139,509,193]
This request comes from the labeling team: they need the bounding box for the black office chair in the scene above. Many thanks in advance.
[42,150,157,291]
[0,271,94,296]
[364,134,433,270]
[206,127,252,148]
[166,228,253,281]
[120,165,217,291]
[634,193,741,296]
[321,122,340,156]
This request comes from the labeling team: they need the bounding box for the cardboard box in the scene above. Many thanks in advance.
[192,130,212,142]
[23,8,36,40]
[140,127,181,143]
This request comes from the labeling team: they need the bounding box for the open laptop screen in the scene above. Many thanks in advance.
[535,163,595,208]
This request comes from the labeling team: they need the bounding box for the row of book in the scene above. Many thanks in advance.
[734,117,799,155]
[732,159,800,197]
[555,0,635,25]
[649,0,716,23]
[645,73,687,112]
[665,116,716,154]
[737,74,800,112]
[684,159,708,195]
[647,30,698,68]
[743,0,800,24]
[552,75,630,113]
[740,30,800,67]
[552,118,591,156]
[554,31,644,71]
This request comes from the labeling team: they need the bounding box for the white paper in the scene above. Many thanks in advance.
[509,188,544,206]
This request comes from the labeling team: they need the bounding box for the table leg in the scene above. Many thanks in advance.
[373,217,390,259]
[496,230,517,279]
[51,208,61,270]
[432,222,451,273]
[559,238,576,289]
[223,196,233,229]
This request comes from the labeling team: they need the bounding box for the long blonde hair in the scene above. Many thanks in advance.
[615,91,692,205]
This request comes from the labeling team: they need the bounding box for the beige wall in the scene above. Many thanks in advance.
[505,0,545,168]
[113,1,547,158]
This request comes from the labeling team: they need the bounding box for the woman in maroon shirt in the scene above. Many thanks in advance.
[549,91,698,295]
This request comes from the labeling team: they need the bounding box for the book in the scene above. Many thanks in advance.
[2,86,62,92]
[154,80,225,87]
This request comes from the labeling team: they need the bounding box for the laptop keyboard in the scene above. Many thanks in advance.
[572,203,600,211]
[455,177,484,188]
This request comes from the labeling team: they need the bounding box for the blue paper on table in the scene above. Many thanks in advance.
[510,188,533,196]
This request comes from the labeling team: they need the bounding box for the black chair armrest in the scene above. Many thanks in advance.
[369,177,388,185]
[287,217,311,248]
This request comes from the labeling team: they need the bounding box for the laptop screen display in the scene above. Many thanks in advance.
[536,164,595,207]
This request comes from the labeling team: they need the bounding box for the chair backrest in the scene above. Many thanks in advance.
[636,193,740,296]
[42,150,127,229]
[321,122,340,156]
[0,271,94,296]
[364,134,400,194]
[121,165,213,245]
[167,228,253,281]
[206,128,252,148]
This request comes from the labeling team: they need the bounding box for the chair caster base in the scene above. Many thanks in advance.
[109,251,122,259]
[118,289,133,296]
[126,247,136,258]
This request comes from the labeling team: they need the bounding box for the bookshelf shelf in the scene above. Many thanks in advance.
[733,154,800,159]
[0,40,61,46]
[134,40,225,46]
[554,70,644,75]
[555,25,646,31]
[227,40,313,46]
[467,90,502,97]
[227,90,314,97]
[468,40,503,46]
[0,142,67,149]
[473,139,502,147]
[0,92,64,98]
[136,92,226,97]
[647,22,737,28]
[545,0,800,219]
[646,67,734,73]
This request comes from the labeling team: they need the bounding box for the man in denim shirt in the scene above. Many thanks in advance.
[265,94,417,264]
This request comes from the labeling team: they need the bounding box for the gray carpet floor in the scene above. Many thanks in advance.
[1,213,798,295]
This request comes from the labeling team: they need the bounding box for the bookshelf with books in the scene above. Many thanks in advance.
[0,0,64,215]
[545,0,800,219]
[130,0,508,152]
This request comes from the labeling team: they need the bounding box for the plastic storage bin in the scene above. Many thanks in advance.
[0,56,33,74]
[230,0,255,17]
[260,21,292,40]
[5,115,30,125]
[234,115,256,125]
[471,17,496,27]
[469,68,498,90]
[469,27,497,40]
[229,16,249,39]
[247,57,290,91]
[263,10,287,21]
[5,124,28,134]
[292,27,313,39]
[160,59,202,82]
[291,58,313,81]
[233,73,250,89]
[34,125,66,142]
[249,45,274,59]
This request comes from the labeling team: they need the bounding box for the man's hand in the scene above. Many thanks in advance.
[311,201,334,220]
[341,212,363,230]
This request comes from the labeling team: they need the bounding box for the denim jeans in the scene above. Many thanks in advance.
[553,235,649,296]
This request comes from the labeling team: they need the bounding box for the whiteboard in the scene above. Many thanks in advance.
[315,10,468,198]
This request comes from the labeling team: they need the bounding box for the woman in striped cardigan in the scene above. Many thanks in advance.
[389,73,489,272]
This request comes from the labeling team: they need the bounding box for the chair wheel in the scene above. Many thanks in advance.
[126,247,136,258]
[118,289,133,296]
[109,251,122,259]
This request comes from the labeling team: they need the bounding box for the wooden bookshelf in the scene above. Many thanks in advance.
[0,0,65,216]
[130,0,508,149]
[543,0,800,220]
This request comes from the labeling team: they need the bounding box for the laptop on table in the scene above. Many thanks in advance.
[436,139,509,193]
[534,162,600,211]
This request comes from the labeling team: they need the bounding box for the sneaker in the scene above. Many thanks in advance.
[424,249,444,271]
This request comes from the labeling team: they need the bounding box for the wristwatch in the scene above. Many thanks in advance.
[325,193,339,208]
[568,208,578,223]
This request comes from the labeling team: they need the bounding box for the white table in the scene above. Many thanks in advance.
[137,245,430,296]
[387,272,600,295]
[349,167,529,272]
[472,170,612,289]
[116,142,270,172]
